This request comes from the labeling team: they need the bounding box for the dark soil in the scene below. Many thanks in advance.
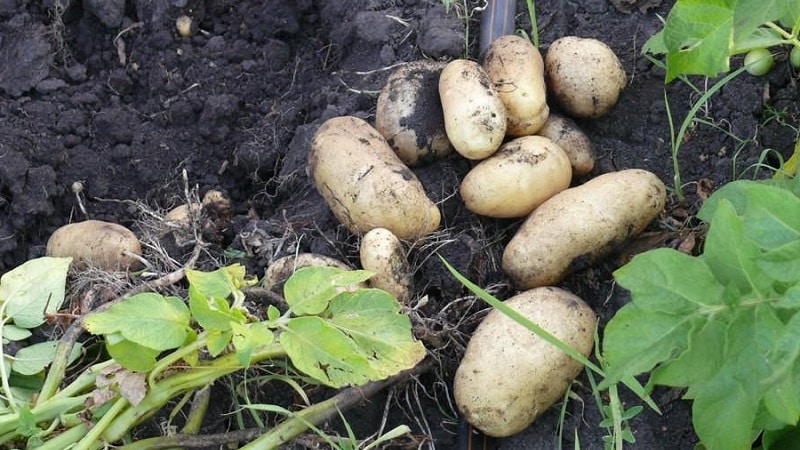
[1,0,799,449]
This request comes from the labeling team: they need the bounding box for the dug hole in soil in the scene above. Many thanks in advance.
[2,0,799,448]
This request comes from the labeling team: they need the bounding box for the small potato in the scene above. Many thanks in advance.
[482,35,549,136]
[359,228,412,304]
[503,169,666,289]
[537,113,595,177]
[309,116,441,240]
[460,136,571,218]
[455,287,595,437]
[46,220,142,271]
[439,59,507,160]
[544,36,626,119]
[375,60,452,166]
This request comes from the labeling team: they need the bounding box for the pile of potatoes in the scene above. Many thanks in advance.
[308,33,666,439]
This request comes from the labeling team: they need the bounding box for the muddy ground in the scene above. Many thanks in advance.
[2,0,799,448]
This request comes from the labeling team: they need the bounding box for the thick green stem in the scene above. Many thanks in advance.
[73,397,129,450]
[35,422,89,450]
[0,394,89,437]
[147,336,207,387]
[50,359,116,402]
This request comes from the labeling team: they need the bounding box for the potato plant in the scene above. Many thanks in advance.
[0,259,424,448]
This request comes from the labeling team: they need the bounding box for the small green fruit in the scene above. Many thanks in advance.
[790,46,800,69]
[744,48,774,76]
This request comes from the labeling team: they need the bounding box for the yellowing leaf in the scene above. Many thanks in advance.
[1,257,71,329]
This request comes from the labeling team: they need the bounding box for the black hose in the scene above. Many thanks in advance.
[478,0,516,56]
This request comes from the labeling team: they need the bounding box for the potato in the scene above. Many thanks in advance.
[309,116,441,240]
[482,35,549,136]
[46,220,142,271]
[544,36,626,119]
[359,228,412,304]
[460,136,571,218]
[537,113,595,177]
[375,60,452,166]
[439,59,507,160]
[454,287,595,437]
[502,169,665,289]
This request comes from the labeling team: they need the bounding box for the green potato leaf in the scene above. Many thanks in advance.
[231,321,274,367]
[11,341,82,376]
[0,257,71,329]
[283,266,371,316]
[188,284,246,332]
[85,293,190,351]
[105,332,161,372]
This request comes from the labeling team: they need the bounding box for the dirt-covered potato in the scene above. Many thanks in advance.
[309,116,441,240]
[536,113,595,177]
[359,228,412,304]
[544,36,626,119]
[460,136,571,218]
[375,60,452,166]
[439,59,507,160]
[503,169,666,289]
[482,35,549,136]
[46,220,142,271]
[455,287,595,437]
[261,253,362,290]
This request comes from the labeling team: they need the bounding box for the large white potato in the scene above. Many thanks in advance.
[482,35,549,136]
[439,59,507,160]
[46,220,142,271]
[308,116,441,240]
[375,60,452,166]
[503,169,666,289]
[460,136,571,218]
[544,36,627,119]
[455,287,595,437]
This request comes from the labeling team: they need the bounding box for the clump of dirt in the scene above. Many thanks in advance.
[2,0,798,448]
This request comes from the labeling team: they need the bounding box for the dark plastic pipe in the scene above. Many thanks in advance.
[479,0,516,56]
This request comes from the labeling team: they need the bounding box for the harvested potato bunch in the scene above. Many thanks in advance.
[359,228,412,304]
[537,112,595,177]
[482,35,549,136]
[439,59,507,160]
[460,136,571,218]
[375,60,452,166]
[309,116,441,240]
[46,220,142,271]
[455,287,595,437]
[503,169,666,289]
[545,36,627,119]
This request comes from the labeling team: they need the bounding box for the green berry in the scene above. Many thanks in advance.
[744,48,774,76]
[790,46,800,69]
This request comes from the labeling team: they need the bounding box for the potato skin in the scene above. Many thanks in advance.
[359,228,412,304]
[308,116,441,240]
[46,220,142,271]
[503,169,666,289]
[482,35,549,136]
[454,287,595,437]
[439,59,507,160]
[375,61,452,166]
[460,136,571,218]
[544,36,626,119]
[537,113,595,177]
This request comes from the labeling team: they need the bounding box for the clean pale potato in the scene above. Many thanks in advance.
[359,228,412,304]
[439,59,507,160]
[482,35,549,136]
[544,36,627,119]
[537,112,595,177]
[309,116,441,240]
[460,136,571,218]
[375,60,452,166]
[502,169,666,289]
[454,287,595,437]
[46,220,142,271]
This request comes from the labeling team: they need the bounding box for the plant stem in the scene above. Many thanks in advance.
[35,422,89,450]
[525,0,538,47]
[73,397,129,450]
[0,394,89,437]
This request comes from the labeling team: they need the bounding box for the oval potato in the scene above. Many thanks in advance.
[455,287,595,437]
[460,136,572,218]
[46,220,142,271]
[439,59,507,160]
[309,116,441,240]
[375,60,452,166]
[482,35,549,136]
[502,169,666,289]
[359,228,412,304]
[537,113,595,177]
[544,36,626,119]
